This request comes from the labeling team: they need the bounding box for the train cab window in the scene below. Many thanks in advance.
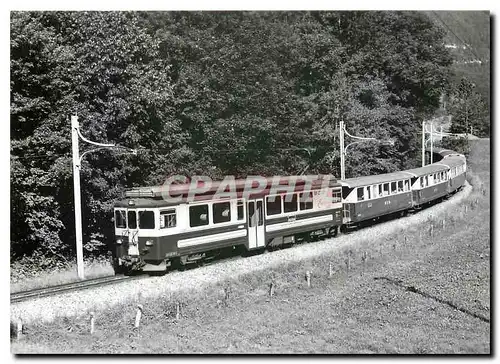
[160,209,176,229]
[128,210,137,229]
[299,192,313,210]
[397,181,403,192]
[237,199,245,220]
[391,182,397,194]
[213,202,231,224]
[189,205,209,227]
[139,211,155,229]
[357,188,364,201]
[115,210,126,228]
[266,195,282,216]
[284,193,298,213]
[383,183,390,196]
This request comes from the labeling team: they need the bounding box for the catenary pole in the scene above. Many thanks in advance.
[340,120,345,180]
[422,120,426,167]
[71,115,85,279]
[430,121,434,164]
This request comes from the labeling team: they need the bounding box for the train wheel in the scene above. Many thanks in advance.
[328,226,338,238]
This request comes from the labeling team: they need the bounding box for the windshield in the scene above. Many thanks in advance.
[139,210,155,229]
[115,210,126,228]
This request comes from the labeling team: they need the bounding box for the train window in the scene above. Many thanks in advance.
[404,180,410,191]
[266,195,282,216]
[237,199,244,220]
[213,202,231,224]
[115,210,126,228]
[299,192,313,210]
[332,190,342,203]
[378,184,383,196]
[420,177,424,188]
[139,211,155,229]
[128,210,137,229]
[160,209,176,229]
[397,181,403,192]
[383,183,390,196]
[189,205,209,227]
[284,194,298,213]
[391,182,397,194]
[357,188,364,201]
[366,186,371,200]
[425,176,429,186]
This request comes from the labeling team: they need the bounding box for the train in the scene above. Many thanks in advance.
[110,148,467,274]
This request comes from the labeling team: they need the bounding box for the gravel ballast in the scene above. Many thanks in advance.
[11,182,473,325]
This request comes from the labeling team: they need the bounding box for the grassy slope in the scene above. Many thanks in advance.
[12,140,490,354]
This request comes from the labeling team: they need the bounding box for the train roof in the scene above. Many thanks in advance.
[405,163,449,177]
[340,171,414,188]
[437,155,466,168]
[124,175,340,199]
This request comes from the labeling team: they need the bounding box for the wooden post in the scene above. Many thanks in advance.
[329,262,333,278]
[90,312,95,335]
[269,281,275,297]
[134,304,143,329]
[175,302,181,320]
[305,271,311,287]
[16,319,22,340]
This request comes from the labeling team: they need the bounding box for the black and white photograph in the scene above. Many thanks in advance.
[9,6,491,355]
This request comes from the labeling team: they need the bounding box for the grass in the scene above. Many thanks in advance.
[11,140,490,354]
[10,257,114,294]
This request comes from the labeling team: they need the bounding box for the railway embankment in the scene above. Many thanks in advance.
[11,139,489,353]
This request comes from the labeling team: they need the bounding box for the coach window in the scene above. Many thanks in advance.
[237,199,244,220]
[357,188,364,201]
[266,195,282,216]
[365,186,371,200]
[139,211,155,229]
[391,182,397,194]
[397,181,403,192]
[383,183,390,196]
[373,185,378,198]
[404,180,410,192]
[378,184,383,196]
[332,189,342,203]
[213,202,231,224]
[189,205,209,227]
[299,191,313,210]
[128,210,137,229]
[284,193,298,213]
[115,210,126,228]
[160,209,176,229]
[425,176,429,186]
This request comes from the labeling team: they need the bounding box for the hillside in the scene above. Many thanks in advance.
[426,11,490,110]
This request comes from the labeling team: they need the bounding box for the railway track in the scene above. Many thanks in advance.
[10,274,144,304]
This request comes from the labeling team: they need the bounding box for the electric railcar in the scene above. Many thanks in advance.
[111,149,466,274]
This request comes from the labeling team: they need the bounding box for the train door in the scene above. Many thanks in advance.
[247,199,265,249]
[127,209,140,256]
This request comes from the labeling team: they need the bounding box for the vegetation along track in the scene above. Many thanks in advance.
[10,275,144,304]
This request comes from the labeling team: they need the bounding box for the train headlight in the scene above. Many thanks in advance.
[116,238,123,245]
[145,239,154,246]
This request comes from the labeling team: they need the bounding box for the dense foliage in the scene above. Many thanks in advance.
[11,11,456,264]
